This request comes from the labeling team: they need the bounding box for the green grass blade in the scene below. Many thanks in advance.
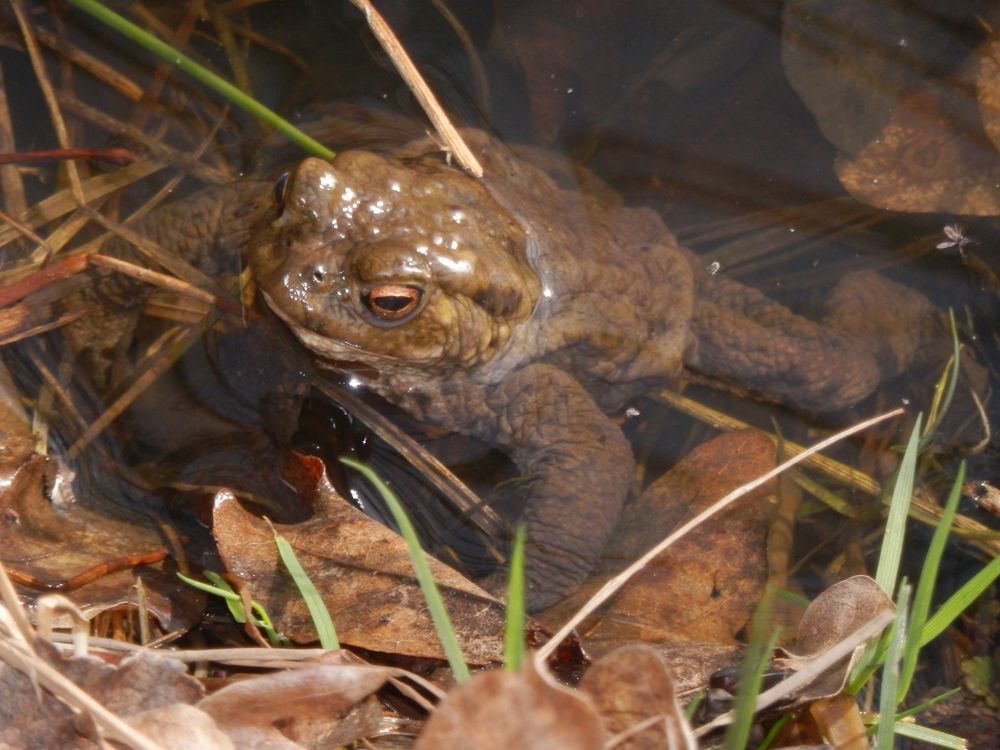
[895,687,961,721]
[891,721,967,749]
[504,524,526,672]
[178,571,287,645]
[66,0,336,160]
[755,714,792,750]
[898,462,965,702]
[340,457,470,682]
[724,590,779,750]
[920,552,1000,647]
[177,571,243,613]
[923,311,961,443]
[202,570,248,624]
[875,582,909,750]
[271,527,340,650]
[875,414,922,597]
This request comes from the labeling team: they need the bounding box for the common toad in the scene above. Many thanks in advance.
[79,120,935,610]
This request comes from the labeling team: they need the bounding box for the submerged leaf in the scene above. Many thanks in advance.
[538,431,774,655]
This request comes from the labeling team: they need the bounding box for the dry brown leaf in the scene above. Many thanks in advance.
[0,644,205,750]
[126,703,233,750]
[579,644,696,750]
[198,653,390,748]
[213,453,506,663]
[774,574,895,703]
[0,394,199,632]
[538,431,774,654]
[413,660,606,749]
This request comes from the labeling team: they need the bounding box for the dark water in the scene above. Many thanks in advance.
[1,0,998,698]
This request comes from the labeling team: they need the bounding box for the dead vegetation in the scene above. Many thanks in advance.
[0,1,997,748]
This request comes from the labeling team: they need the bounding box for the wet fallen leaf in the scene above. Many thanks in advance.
[413,660,606,750]
[774,574,895,703]
[836,85,1000,215]
[977,37,1000,159]
[213,453,506,663]
[0,389,200,633]
[782,0,967,155]
[539,431,774,655]
[579,644,696,750]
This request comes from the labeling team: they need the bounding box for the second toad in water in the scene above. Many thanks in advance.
[241,127,932,610]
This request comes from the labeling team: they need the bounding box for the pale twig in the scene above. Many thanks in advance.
[348,0,483,177]
[534,408,905,664]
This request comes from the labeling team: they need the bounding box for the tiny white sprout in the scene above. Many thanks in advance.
[936,223,976,256]
[706,260,721,276]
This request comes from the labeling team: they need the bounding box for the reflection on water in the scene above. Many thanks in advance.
[0,0,996,670]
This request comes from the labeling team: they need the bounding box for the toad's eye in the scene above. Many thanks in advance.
[274,172,290,213]
[362,285,422,322]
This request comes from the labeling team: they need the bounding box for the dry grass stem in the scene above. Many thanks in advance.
[67,324,198,457]
[655,388,882,495]
[0,65,27,217]
[0,209,54,257]
[28,348,89,435]
[0,159,165,249]
[349,0,484,178]
[60,95,230,185]
[0,561,35,643]
[131,0,208,132]
[317,379,506,539]
[11,0,85,204]
[207,1,253,95]
[81,207,217,290]
[655,392,1000,554]
[534,408,905,664]
[89,254,218,305]
[31,23,145,102]
[0,306,87,347]
[223,21,310,71]
[36,205,109,264]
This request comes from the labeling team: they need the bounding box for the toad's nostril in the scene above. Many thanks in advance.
[312,269,325,283]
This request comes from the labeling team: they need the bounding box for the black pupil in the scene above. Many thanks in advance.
[274,172,289,207]
[375,295,413,312]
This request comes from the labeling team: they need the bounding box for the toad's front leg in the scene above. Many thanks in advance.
[482,363,634,611]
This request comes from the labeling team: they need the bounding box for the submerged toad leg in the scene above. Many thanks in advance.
[688,270,935,412]
[483,363,634,611]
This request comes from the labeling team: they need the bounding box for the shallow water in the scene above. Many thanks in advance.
[1,0,998,686]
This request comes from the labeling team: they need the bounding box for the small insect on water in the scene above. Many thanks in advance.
[936,223,976,257]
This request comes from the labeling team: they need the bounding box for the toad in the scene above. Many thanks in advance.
[78,121,935,611]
